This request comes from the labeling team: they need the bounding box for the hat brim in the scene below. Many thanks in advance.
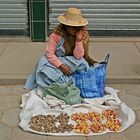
[58,15,88,26]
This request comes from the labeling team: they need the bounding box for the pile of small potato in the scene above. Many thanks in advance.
[71,109,121,134]
[29,109,121,134]
[29,113,74,133]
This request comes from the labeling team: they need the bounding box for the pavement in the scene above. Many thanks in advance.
[0,37,140,139]
[0,37,140,85]
[0,84,140,140]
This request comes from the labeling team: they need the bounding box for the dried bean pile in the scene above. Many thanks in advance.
[29,113,74,133]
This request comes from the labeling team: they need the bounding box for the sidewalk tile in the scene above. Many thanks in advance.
[87,132,125,140]
[126,84,140,97]
[135,42,140,53]
[124,122,140,140]
[0,95,21,111]
[0,85,24,96]
[0,110,2,120]
[119,95,140,110]
[135,109,140,122]
[106,84,126,96]
[47,136,86,140]
[10,127,46,140]
[0,42,45,74]
[1,108,20,127]
[89,42,140,75]
[0,43,7,57]
[0,123,13,140]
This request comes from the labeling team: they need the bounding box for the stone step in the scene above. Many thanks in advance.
[0,74,139,85]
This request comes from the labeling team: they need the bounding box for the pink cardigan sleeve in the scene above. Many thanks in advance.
[73,41,84,59]
[45,33,63,68]
[45,33,85,68]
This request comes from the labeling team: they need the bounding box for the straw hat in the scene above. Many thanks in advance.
[58,7,88,26]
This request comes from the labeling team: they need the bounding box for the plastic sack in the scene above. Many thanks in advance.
[74,54,110,98]
[43,82,82,105]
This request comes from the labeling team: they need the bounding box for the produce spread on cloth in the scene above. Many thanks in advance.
[29,109,121,134]
[19,87,135,136]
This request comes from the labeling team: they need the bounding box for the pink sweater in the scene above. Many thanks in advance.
[45,33,84,68]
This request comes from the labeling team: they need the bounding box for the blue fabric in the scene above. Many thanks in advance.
[24,37,89,89]
[74,54,109,98]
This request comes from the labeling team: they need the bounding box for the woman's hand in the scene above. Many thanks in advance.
[59,64,72,76]
[76,30,83,42]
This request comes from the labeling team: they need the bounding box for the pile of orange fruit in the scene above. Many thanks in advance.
[71,109,121,134]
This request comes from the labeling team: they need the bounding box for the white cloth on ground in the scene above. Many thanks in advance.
[19,86,135,136]
[43,95,70,109]
[83,87,122,108]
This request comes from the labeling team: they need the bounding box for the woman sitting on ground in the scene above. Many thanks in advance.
[24,7,97,89]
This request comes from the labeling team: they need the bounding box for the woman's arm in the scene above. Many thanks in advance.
[46,33,72,75]
[73,41,84,59]
[45,33,63,68]
[73,30,84,59]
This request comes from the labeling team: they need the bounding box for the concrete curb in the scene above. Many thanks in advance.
[0,38,139,85]
[89,37,140,42]
[0,75,139,85]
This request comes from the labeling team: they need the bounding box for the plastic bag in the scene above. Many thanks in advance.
[43,83,82,105]
[74,54,110,98]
